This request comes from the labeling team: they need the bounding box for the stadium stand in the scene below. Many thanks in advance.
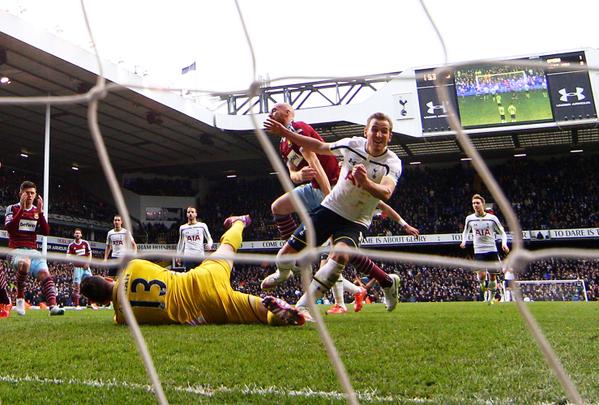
[196,154,599,242]
[3,153,598,243]
[123,177,197,196]
[3,154,598,244]
[0,167,114,237]
[2,152,598,306]
[2,256,594,307]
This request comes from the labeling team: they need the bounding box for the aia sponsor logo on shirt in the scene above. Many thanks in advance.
[475,228,492,236]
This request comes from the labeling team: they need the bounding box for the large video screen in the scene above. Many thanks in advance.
[454,62,553,128]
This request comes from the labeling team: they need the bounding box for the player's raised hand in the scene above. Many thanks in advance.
[19,191,28,207]
[36,195,44,213]
[264,118,287,137]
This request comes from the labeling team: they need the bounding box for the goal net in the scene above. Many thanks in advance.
[1,2,596,404]
[517,279,589,302]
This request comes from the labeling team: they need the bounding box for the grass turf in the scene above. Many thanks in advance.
[0,302,597,404]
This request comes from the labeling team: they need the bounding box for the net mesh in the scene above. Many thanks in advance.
[0,1,596,404]
[518,279,588,302]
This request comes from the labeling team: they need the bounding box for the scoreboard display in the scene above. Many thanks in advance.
[417,50,597,133]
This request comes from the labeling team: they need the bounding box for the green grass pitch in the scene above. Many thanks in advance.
[0,302,597,404]
[458,90,553,127]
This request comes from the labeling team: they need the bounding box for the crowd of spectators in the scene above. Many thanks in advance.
[3,155,599,245]
[230,256,599,305]
[135,222,180,244]
[0,259,107,307]
[519,257,599,301]
[1,253,596,307]
[200,177,282,241]
[0,167,114,238]
[372,155,599,235]
[455,65,546,97]
[186,155,599,242]
[0,169,114,222]
[123,177,196,196]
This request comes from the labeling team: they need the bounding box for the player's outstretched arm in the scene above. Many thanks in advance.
[302,149,331,196]
[264,118,332,155]
[459,218,469,249]
[104,245,111,261]
[376,201,419,236]
[130,233,138,253]
[204,225,213,250]
[176,227,185,254]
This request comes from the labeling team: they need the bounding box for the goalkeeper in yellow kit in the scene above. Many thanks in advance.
[81,215,304,327]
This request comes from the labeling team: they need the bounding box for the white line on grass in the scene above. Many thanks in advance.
[3,374,576,404]
[0,374,436,403]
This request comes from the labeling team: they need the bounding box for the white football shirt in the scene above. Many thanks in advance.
[106,228,135,258]
[461,213,507,254]
[322,137,402,227]
[177,222,213,258]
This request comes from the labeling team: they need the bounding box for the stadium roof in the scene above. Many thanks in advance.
[0,18,274,179]
[1,12,598,182]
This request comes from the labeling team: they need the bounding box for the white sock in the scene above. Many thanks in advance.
[275,250,294,280]
[296,259,345,308]
[331,278,345,307]
[342,277,361,295]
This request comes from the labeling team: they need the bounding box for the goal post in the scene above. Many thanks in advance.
[516,279,588,302]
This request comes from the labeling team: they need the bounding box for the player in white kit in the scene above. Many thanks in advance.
[502,267,515,302]
[459,194,509,303]
[176,206,213,271]
[104,215,137,278]
[263,112,403,316]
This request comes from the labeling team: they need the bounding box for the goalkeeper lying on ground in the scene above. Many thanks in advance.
[81,215,304,327]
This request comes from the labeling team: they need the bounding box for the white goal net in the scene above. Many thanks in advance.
[517,279,589,302]
[0,1,597,404]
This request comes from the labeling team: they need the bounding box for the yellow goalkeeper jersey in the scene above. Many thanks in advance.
[112,260,178,324]
[112,259,260,325]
